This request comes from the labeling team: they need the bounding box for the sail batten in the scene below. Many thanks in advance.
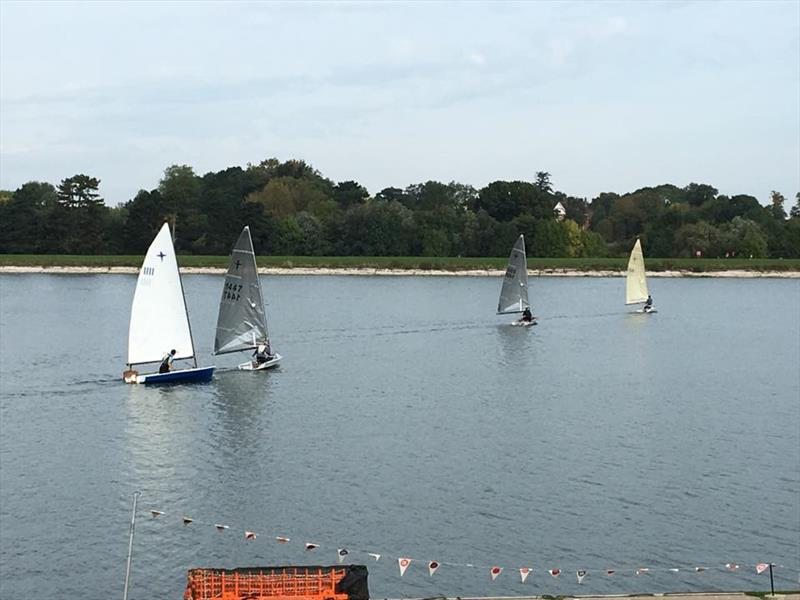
[127,223,195,365]
[497,234,530,314]
[625,238,650,304]
[214,226,270,355]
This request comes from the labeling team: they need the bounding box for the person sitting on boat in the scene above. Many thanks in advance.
[253,344,272,365]
[159,349,176,374]
[644,295,653,312]
[521,306,534,322]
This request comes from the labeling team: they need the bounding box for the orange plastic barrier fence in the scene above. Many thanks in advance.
[183,566,354,600]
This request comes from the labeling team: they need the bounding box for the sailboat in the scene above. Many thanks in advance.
[626,238,656,313]
[123,223,215,384]
[214,226,281,371]
[497,234,535,326]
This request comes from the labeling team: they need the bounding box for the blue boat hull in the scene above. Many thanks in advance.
[138,366,215,385]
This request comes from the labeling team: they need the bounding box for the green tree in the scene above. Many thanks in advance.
[588,192,619,227]
[56,174,107,253]
[769,190,787,220]
[724,217,768,258]
[122,190,168,254]
[333,180,369,208]
[57,174,103,208]
[375,187,406,203]
[684,183,718,207]
[461,210,510,256]
[791,193,800,219]
[528,219,569,257]
[580,230,608,257]
[335,201,417,255]
[294,211,331,255]
[248,176,332,220]
[474,180,550,221]
[0,182,58,252]
[535,171,552,193]
[159,165,203,251]
[673,221,723,257]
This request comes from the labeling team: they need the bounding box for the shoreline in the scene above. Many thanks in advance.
[1,265,799,278]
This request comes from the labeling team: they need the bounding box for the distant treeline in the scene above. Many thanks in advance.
[1,158,798,258]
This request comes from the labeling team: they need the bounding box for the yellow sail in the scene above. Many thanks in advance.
[625,239,649,305]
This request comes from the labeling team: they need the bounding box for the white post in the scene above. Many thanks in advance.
[123,490,141,600]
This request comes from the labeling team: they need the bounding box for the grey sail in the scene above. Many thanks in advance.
[214,226,269,355]
[497,234,530,314]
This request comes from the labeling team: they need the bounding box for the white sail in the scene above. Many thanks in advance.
[625,238,650,305]
[127,223,195,365]
[214,226,270,355]
[497,234,530,314]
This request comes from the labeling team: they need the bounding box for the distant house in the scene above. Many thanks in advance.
[553,201,566,221]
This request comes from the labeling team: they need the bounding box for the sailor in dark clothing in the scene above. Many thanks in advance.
[159,349,176,373]
[521,306,534,322]
[644,295,653,312]
[253,344,271,365]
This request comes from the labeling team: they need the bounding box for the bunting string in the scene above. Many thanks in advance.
[140,504,793,583]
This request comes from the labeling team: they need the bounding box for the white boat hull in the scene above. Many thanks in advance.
[512,319,537,327]
[238,353,282,371]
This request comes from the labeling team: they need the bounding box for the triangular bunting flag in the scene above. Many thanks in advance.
[368,553,381,561]
[182,516,193,525]
[695,566,706,572]
[606,570,615,576]
[635,567,650,576]
[275,536,290,543]
[519,567,531,583]
[726,563,739,571]
[428,561,439,576]
[577,570,587,584]
[245,531,257,540]
[305,543,319,551]
[756,563,769,574]
[150,510,164,518]
[548,568,560,577]
[490,566,502,581]
[214,524,229,531]
[398,557,411,576]
[337,549,349,564]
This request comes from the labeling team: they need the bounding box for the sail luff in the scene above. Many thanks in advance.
[213,226,270,355]
[625,238,650,304]
[497,234,530,314]
[174,232,198,368]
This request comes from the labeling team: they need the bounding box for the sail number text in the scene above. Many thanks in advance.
[223,281,242,301]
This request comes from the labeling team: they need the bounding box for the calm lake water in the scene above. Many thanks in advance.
[0,274,798,599]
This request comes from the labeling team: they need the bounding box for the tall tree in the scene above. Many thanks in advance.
[790,192,800,219]
[56,174,107,253]
[57,174,102,208]
[769,190,787,220]
[535,171,552,193]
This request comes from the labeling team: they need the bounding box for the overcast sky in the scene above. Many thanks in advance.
[1,1,798,206]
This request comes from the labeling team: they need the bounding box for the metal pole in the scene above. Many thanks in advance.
[123,490,141,600]
[768,563,775,596]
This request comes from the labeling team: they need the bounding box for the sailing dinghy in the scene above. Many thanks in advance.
[123,223,215,384]
[498,234,536,326]
[214,226,281,371]
[626,238,656,314]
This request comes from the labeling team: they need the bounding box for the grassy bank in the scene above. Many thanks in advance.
[2,254,800,272]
